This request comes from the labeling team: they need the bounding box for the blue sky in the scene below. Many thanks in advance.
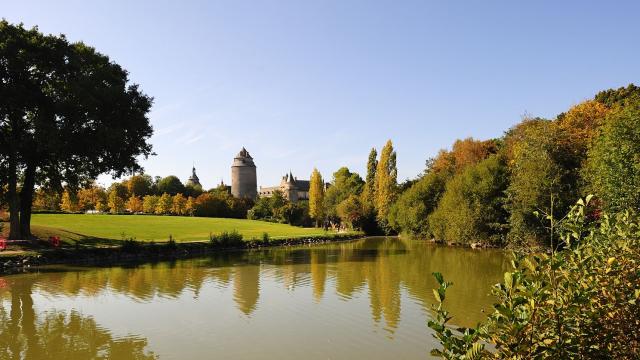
[4,1,640,189]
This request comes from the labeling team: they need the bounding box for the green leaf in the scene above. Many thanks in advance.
[432,272,444,285]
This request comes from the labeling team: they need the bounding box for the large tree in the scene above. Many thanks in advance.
[125,174,153,197]
[156,175,185,196]
[427,155,509,244]
[0,21,153,239]
[323,167,364,221]
[361,148,377,211]
[505,118,580,246]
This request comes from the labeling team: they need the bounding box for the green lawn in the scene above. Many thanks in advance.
[30,214,330,244]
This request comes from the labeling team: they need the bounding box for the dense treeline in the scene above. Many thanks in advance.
[299,84,640,247]
[33,174,253,218]
[388,84,640,247]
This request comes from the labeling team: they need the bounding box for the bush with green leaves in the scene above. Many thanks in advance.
[262,232,270,245]
[120,238,142,253]
[428,196,640,359]
[209,230,244,248]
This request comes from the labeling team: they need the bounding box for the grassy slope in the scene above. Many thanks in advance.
[30,214,330,244]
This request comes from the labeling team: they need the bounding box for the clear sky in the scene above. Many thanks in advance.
[4,1,640,189]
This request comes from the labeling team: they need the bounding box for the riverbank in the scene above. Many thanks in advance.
[0,233,363,275]
[399,233,501,249]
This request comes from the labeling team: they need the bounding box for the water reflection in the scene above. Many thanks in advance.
[0,237,509,359]
[0,276,156,359]
[233,265,260,315]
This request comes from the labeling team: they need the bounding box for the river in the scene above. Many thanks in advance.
[0,237,509,359]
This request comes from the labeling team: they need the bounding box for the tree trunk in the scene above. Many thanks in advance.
[7,154,21,240]
[19,163,36,239]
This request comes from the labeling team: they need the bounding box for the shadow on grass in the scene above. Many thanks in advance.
[30,225,125,249]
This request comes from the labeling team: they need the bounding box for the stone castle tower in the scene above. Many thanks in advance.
[231,147,257,199]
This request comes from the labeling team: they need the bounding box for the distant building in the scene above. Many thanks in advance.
[231,147,258,199]
[216,179,232,194]
[259,171,310,202]
[186,166,201,187]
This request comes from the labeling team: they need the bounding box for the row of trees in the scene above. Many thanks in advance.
[106,174,205,198]
[388,84,640,247]
[304,140,399,234]
[36,178,251,218]
[294,84,640,248]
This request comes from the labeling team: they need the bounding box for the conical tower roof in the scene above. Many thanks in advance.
[236,147,252,159]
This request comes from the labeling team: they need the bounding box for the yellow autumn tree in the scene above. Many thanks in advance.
[185,196,196,216]
[60,190,79,213]
[172,193,187,215]
[374,140,398,229]
[107,191,125,214]
[558,100,609,153]
[309,168,325,227]
[95,200,106,213]
[126,196,143,213]
[77,186,106,211]
[155,193,172,215]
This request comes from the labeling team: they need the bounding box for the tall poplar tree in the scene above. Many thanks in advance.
[361,148,378,210]
[309,168,325,227]
[374,140,398,230]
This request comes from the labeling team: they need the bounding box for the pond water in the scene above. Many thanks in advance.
[0,237,509,359]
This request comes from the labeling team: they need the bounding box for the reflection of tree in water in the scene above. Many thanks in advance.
[0,237,509,341]
[0,278,156,360]
[233,264,260,315]
[310,251,327,302]
[265,237,508,332]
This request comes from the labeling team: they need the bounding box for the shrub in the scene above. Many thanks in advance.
[165,235,177,251]
[209,230,244,247]
[428,197,640,358]
[121,238,142,253]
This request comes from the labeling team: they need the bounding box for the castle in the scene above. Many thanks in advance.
[189,147,311,202]
[258,172,310,202]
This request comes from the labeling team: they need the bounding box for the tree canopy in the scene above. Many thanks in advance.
[156,175,185,196]
[323,167,364,221]
[585,96,640,212]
